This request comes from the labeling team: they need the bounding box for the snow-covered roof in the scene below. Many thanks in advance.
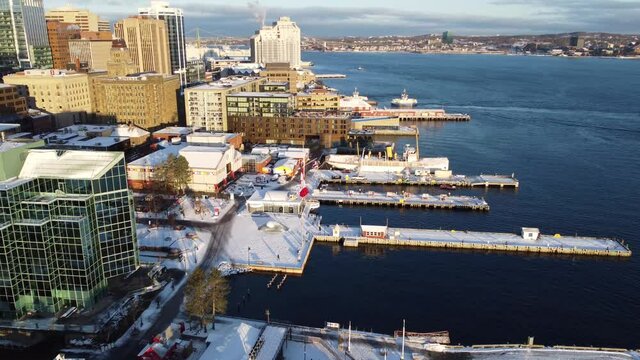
[201,319,262,360]
[255,326,287,360]
[361,225,388,232]
[153,126,195,136]
[188,76,261,91]
[128,143,185,167]
[0,124,20,133]
[0,140,29,153]
[19,150,124,180]
[179,145,228,169]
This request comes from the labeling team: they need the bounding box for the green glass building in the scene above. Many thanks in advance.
[0,0,52,69]
[0,150,138,319]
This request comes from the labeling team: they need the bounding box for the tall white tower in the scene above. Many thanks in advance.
[138,1,186,86]
[250,16,301,69]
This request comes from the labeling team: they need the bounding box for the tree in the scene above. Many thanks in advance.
[153,154,192,195]
[184,268,229,331]
[171,155,191,195]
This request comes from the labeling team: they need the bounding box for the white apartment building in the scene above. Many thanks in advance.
[184,76,266,132]
[250,16,301,68]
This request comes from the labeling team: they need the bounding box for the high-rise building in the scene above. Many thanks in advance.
[45,5,110,32]
[68,32,113,71]
[569,35,585,48]
[184,77,266,132]
[0,0,52,69]
[442,31,454,45]
[0,149,138,319]
[114,16,172,75]
[93,73,180,130]
[138,1,186,85]
[250,17,301,68]
[46,21,81,69]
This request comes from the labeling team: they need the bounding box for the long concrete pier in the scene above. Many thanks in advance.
[356,109,471,121]
[316,225,631,257]
[313,189,490,211]
[316,170,520,188]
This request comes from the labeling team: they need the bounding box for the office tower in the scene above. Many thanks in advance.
[250,17,301,68]
[46,21,81,69]
[0,0,51,69]
[0,150,138,319]
[45,5,110,32]
[114,16,171,75]
[138,1,186,85]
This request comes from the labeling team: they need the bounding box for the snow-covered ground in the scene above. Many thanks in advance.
[282,340,335,360]
[136,195,234,224]
[215,212,324,272]
[137,224,211,273]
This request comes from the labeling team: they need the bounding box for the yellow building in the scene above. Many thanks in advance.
[93,73,179,130]
[3,69,105,126]
[114,17,171,76]
[184,76,267,132]
[106,48,140,77]
[45,6,111,32]
[260,63,315,93]
[295,90,340,111]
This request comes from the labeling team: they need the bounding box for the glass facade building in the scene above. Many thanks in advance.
[0,150,138,319]
[0,0,52,69]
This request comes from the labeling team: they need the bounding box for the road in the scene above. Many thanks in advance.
[107,199,241,359]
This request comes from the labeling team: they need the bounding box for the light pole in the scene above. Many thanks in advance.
[247,246,251,267]
[265,309,270,323]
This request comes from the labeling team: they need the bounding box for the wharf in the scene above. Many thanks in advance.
[317,225,631,257]
[316,73,346,78]
[348,126,419,137]
[312,189,489,211]
[316,170,520,188]
[356,109,471,121]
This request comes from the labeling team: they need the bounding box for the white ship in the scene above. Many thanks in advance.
[391,89,418,108]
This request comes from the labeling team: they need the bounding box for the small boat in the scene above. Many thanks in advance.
[440,184,456,190]
[356,66,364,70]
[391,89,418,108]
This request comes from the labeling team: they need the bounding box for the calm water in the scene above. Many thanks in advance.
[228,53,640,348]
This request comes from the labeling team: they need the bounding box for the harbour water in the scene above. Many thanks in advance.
[228,53,640,348]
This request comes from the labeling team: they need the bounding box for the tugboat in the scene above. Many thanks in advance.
[391,89,418,108]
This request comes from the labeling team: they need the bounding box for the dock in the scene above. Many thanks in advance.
[316,73,347,79]
[348,126,419,137]
[355,109,471,121]
[317,225,631,257]
[315,170,520,188]
[313,189,489,211]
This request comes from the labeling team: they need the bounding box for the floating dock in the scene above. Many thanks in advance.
[313,189,489,211]
[316,225,631,257]
[316,170,519,188]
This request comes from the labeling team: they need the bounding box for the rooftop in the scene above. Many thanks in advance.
[153,126,196,136]
[19,150,124,180]
[228,92,292,98]
[188,76,261,91]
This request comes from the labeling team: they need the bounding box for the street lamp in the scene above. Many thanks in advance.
[247,246,251,266]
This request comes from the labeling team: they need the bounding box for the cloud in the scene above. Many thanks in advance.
[46,0,640,36]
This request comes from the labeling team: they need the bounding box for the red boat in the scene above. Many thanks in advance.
[440,184,456,190]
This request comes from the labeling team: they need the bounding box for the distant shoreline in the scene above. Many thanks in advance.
[303,49,640,60]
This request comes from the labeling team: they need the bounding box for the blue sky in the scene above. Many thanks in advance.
[46,0,640,36]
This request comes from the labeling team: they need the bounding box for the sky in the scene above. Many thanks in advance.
[45,0,640,37]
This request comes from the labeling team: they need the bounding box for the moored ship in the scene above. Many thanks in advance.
[391,89,417,108]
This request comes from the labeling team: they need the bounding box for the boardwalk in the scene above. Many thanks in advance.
[318,225,631,257]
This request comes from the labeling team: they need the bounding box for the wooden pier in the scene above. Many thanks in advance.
[356,109,471,122]
[313,190,489,211]
[317,225,631,258]
[317,170,519,189]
